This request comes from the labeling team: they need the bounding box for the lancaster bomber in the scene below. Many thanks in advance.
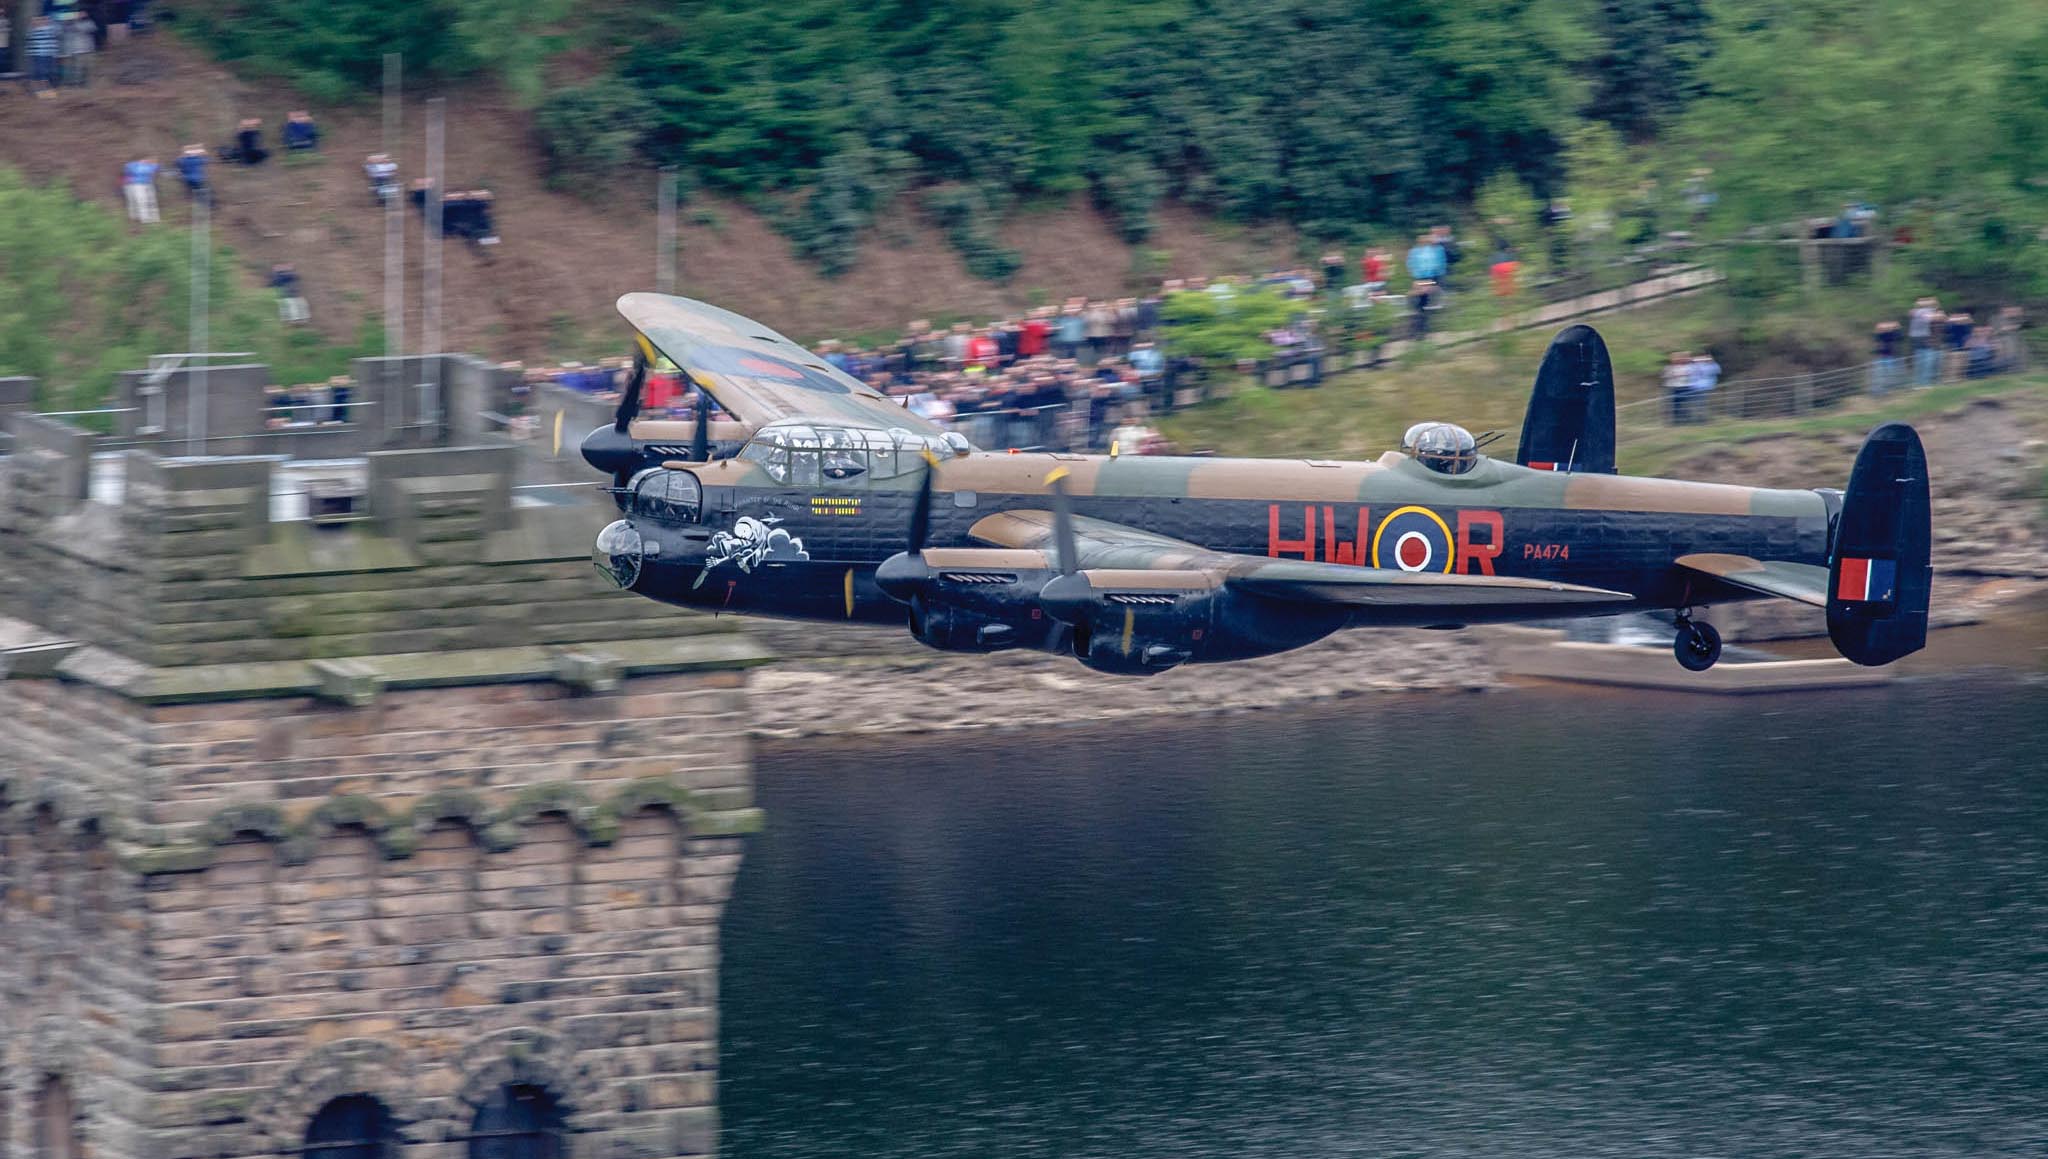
[581,294,1931,675]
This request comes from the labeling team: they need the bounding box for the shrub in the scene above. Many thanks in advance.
[534,78,658,186]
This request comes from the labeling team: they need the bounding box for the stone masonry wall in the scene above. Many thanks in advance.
[0,426,713,670]
[0,668,759,1159]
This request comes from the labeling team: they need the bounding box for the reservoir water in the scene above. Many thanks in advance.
[722,670,2048,1157]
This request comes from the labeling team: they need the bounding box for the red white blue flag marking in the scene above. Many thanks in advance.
[1836,556,1898,602]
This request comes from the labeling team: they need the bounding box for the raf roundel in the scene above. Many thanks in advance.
[1371,506,1455,573]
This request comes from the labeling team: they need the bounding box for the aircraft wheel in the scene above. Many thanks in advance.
[1674,619,1722,671]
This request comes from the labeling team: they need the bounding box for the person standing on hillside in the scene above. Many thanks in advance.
[1361,247,1388,295]
[364,153,399,206]
[283,110,320,152]
[123,156,161,224]
[1908,297,1940,384]
[228,118,270,165]
[60,13,92,88]
[1870,320,1902,393]
[177,144,209,203]
[28,17,61,98]
[1406,233,1445,286]
[270,263,309,324]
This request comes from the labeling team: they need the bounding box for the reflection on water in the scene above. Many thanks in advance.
[723,675,2048,1158]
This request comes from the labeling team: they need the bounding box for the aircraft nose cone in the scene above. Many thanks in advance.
[592,520,644,590]
[873,552,928,604]
[1037,572,1094,624]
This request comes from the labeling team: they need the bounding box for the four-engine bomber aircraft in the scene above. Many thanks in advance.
[581,293,1931,675]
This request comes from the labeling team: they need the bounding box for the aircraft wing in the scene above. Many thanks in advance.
[971,510,1632,610]
[618,293,947,435]
[1675,553,1830,608]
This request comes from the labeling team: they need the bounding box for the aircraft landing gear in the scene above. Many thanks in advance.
[1673,616,1722,672]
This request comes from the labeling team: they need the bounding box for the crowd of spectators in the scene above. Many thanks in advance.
[11,2,159,97]
[525,297,1185,454]
[513,233,1508,454]
[1662,351,1722,425]
[1884,299,2026,392]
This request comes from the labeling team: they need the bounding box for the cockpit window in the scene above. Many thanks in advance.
[1402,422,1480,475]
[738,421,967,485]
[630,468,702,521]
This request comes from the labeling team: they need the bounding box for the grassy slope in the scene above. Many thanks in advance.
[0,35,1299,376]
[0,167,378,411]
[1157,287,2036,473]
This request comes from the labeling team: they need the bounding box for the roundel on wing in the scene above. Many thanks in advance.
[1371,506,1454,573]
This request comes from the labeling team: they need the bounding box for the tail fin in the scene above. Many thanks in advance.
[1827,423,1932,666]
[1517,325,1617,474]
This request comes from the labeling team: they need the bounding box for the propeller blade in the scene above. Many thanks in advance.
[1045,466,1079,577]
[614,340,650,433]
[908,450,938,552]
[690,381,711,462]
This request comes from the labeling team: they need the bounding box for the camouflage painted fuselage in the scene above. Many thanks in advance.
[614,449,1832,630]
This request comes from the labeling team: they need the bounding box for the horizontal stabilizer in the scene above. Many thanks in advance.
[1675,553,1831,608]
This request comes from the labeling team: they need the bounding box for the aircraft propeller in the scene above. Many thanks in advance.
[908,449,938,552]
[689,382,711,464]
[1036,467,1091,622]
[1044,466,1079,577]
[578,349,649,486]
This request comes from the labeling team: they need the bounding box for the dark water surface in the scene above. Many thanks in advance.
[722,675,2048,1157]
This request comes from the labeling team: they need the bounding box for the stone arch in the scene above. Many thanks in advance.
[199,802,293,848]
[303,1093,399,1159]
[453,1029,602,1122]
[494,784,605,847]
[293,795,412,863]
[31,1073,79,1159]
[250,1040,426,1156]
[24,1016,84,1159]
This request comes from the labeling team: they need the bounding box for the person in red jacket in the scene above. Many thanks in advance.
[966,330,999,370]
[1361,248,1389,293]
[1019,308,1050,357]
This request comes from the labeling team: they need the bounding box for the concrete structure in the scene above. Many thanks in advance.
[108,354,524,461]
[0,418,770,1158]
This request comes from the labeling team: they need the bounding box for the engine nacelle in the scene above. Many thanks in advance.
[908,592,1062,653]
[1048,576,1347,676]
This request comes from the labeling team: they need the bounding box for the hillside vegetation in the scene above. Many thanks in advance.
[0,168,375,412]
[178,0,2048,295]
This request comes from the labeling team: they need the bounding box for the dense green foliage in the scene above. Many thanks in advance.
[1158,286,1304,364]
[0,169,376,413]
[181,0,572,104]
[178,0,2048,298]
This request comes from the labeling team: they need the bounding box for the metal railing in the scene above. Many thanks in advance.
[1618,344,2032,431]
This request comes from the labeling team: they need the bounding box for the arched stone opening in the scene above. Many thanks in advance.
[467,1083,566,1159]
[31,1073,79,1159]
[304,1094,397,1159]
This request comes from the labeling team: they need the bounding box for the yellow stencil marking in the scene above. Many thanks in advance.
[1121,607,1135,655]
[844,568,856,618]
